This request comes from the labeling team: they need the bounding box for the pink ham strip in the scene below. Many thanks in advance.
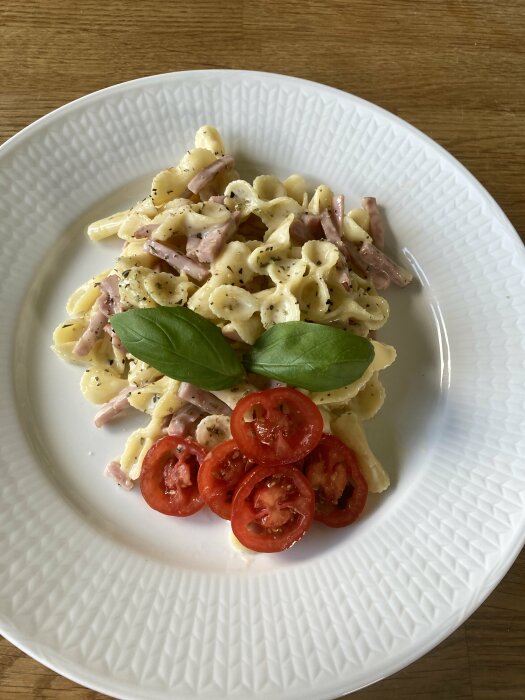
[187,155,235,194]
[289,212,324,245]
[178,382,232,416]
[362,197,385,250]
[74,274,123,356]
[340,237,407,288]
[320,209,352,289]
[104,460,134,490]
[195,227,228,263]
[144,240,210,282]
[133,223,159,239]
[99,274,122,314]
[303,213,323,235]
[359,241,413,287]
[289,217,309,244]
[208,195,225,204]
[185,235,201,259]
[344,241,369,278]
[73,306,107,356]
[369,269,391,290]
[167,403,206,436]
[193,213,240,263]
[318,208,369,280]
[320,209,347,255]
[94,386,132,427]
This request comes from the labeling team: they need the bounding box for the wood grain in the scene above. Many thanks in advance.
[0,1,523,698]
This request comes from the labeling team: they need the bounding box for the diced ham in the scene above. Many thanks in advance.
[74,273,125,356]
[144,240,210,282]
[369,269,391,290]
[208,195,225,204]
[238,214,268,240]
[104,460,134,490]
[178,382,232,416]
[167,403,206,436]
[99,274,122,315]
[289,217,309,244]
[290,212,324,244]
[359,241,413,287]
[185,235,202,259]
[324,230,410,289]
[193,213,239,263]
[317,211,362,280]
[302,213,324,235]
[320,209,346,255]
[133,223,159,239]
[187,155,235,194]
[362,197,385,250]
[94,386,131,427]
[320,209,352,289]
[73,307,107,356]
[343,241,369,278]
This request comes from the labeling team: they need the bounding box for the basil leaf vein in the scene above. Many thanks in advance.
[244,321,374,392]
[110,306,245,390]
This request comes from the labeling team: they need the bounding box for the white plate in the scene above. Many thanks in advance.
[1,70,524,700]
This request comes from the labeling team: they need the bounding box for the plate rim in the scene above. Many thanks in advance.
[0,69,522,255]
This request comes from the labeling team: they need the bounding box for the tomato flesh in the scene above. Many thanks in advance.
[231,464,315,552]
[197,439,253,520]
[303,434,368,527]
[230,388,323,465]
[140,435,206,517]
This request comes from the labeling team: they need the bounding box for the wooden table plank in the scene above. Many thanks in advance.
[1,1,523,698]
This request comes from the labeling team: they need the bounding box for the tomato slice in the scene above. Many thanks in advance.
[230,388,323,465]
[231,464,315,552]
[302,434,367,527]
[140,435,206,516]
[197,439,254,520]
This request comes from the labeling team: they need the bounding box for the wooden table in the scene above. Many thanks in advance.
[1,1,523,698]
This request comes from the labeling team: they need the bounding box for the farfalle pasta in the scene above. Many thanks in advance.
[53,125,413,494]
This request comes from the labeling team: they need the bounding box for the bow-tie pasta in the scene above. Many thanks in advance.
[53,125,413,495]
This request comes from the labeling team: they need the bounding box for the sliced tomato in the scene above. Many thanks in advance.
[231,464,315,552]
[230,388,323,465]
[140,435,206,517]
[302,434,367,527]
[197,439,254,520]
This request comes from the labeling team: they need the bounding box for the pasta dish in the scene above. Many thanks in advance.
[52,126,412,551]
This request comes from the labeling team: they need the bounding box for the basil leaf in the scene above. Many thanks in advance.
[244,321,374,392]
[110,306,245,390]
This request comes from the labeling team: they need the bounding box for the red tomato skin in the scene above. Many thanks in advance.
[231,463,315,553]
[140,435,206,517]
[197,439,253,520]
[230,388,323,466]
[303,434,368,527]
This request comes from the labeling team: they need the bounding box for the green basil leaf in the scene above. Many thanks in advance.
[244,321,374,391]
[110,306,245,390]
